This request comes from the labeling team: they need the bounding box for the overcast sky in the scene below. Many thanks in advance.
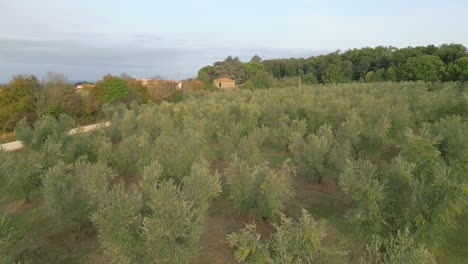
[1,0,467,82]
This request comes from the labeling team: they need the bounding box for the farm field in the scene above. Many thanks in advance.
[1,82,467,263]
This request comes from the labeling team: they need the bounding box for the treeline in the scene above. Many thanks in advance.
[1,82,466,263]
[198,44,468,88]
[0,73,187,133]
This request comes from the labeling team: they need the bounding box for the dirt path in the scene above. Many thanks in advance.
[0,122,110,152]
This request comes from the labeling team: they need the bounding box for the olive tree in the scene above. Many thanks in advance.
[361,229,436,264]
[218,125,269,165]
[227,209,346,264]
[153,129,205,181]
[0,214,19,264]
[225,156,295,221]
[15,114,74,151]
[290,124,347,184]
[42,161,115,228]
[92,184,144,263]
[0,152,42,202]
[340,133,466,249]
[93,160,221,264]
[270,115,307,150]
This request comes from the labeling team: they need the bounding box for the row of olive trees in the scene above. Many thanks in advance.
[216,84,465,263]
[338,114,467,262]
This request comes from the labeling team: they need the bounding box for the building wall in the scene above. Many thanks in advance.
[213,80,236,89]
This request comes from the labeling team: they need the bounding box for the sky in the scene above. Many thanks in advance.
[1,0,467,82]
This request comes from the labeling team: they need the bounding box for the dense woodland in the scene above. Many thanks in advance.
[1,81,467,263]
[198,43,468,88]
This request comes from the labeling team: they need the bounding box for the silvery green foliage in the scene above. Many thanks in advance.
[225,155,295,221]
[153,128,206,181]
[4,81,467,262]
[340,136,466,250]
[270,114,307,150]
[219,126,269,165]
[93,160,221,264]
[42,161,115,226]
[336,111,364,151]
[0,151,42,202]
[15,114,74,151]
[182,159,222,211]
[228,209,346,264]
[43,162,90,226]
[92,184,144,264]
[0,214,19,264]
[431,115,467,163]
[290,124,347,184]
[361,229,436,264]
[0,150,14,186]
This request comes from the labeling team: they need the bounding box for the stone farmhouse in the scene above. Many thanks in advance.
[213,77,236,89]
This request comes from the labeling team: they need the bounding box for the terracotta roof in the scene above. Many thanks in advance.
[215,77,235,82]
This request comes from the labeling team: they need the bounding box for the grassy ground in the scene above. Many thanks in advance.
[435,213,468,264]
[0,187,103,263]
[1,143,467,263]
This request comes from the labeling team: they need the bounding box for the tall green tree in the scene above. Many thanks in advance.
[212,56,247,84]
[398,55,445,81]
[33,72,77,118]
[447,57,468,81]
[436,43,467,64]
[250,55,262,63]
[322,60,353,84]
[0,75,38,132]
[95,75,129,103]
